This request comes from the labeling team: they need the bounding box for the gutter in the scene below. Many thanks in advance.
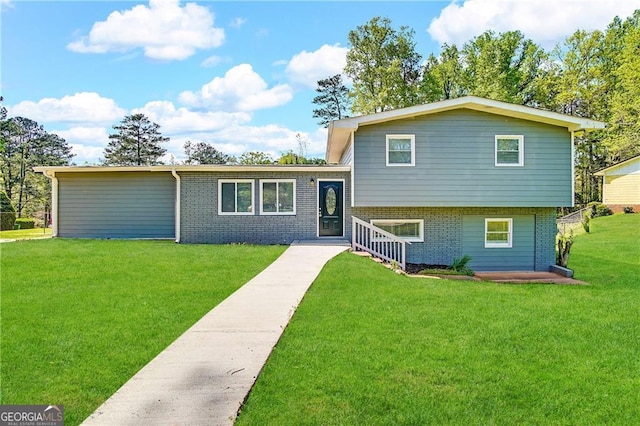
[42,170,58,237]
[171,169,181,243]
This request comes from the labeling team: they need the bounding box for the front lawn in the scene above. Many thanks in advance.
[0,239,285,425]
[0,227,52,239]
[237,213,640,424]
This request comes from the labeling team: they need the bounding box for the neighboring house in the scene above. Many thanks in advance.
[35,96,605,272]
[594,155,640,213]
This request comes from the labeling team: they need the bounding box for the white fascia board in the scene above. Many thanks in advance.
[594,155,640,176]
[33,165,352,174]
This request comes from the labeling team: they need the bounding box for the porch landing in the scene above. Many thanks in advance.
[474,271,587,285]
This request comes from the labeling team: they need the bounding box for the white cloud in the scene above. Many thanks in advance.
[54,126,110,144]
[285,44,349,88]
[230,17,247,29]
[132,100,252,134]
[427,0,640,48]
[201,55,225,68]
[67,0,225,61]
[10,92,125,124]
[178,64,293,112]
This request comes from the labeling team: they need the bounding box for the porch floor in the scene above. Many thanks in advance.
[474,271,587,285]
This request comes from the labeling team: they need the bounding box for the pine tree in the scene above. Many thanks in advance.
[103,114,168,166]
[312,74,350,127]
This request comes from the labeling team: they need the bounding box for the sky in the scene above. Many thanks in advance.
[2,0,639,165]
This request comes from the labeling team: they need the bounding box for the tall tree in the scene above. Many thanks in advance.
[312,74,350,127]
[103,114,168,166]
[237,151,274,165]
[183,141,235,165]
[462,30,550,106]
[345,16,422,114]
[553,30,609,203]
[420,44,467,101]
[0,116,73,216]
[602,11,640,163]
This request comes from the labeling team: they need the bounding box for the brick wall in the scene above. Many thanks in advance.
[180,171,351,244]
[351,206,556,271]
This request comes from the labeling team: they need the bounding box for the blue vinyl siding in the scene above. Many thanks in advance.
[352,109,572,207]
[57,172,175,238]
[462,214,535,271]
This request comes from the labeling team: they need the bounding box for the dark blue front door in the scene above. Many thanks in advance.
[318,181,343,237]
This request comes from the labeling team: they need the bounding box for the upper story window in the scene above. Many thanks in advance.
[386,134,415,166]
[495,135,524,166]
[260,179,296,215]
[219,179,254,215]
[485,218,513,248]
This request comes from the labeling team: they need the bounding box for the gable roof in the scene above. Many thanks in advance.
[594,154,640,176]
[326,96,606,163]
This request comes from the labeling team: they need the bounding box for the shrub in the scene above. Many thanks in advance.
[556,231,574,267]
[15,218,35,229]
[586,202,613,218]
[0,192,16,231]
[582,213,591,233]
[623,206,634,214]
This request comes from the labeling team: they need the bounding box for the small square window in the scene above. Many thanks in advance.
[485,218,513,248]
[218,180,254,215]
[495,135,524,166]
[260,179,296,215]
[386,135,415,166]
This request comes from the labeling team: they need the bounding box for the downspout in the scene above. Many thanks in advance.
[350,129,355,208]
[42,170,58,237]
[571,131,575,208]
[171,169,181,243]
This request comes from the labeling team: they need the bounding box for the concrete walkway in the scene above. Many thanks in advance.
[82,242,349,426]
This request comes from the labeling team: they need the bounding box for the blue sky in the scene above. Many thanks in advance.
[2,0,639,164]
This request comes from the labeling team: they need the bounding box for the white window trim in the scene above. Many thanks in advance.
[386,134,415,167]
[371,219,424,242]
[485,218,513,248]
[495,135,524,167]
[218,179,254,216]
[259,179,296,215]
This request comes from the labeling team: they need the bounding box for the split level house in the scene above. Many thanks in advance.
[35,96,605,272]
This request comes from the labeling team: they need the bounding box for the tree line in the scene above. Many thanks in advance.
[2,11,637,218]
[313,12,640,205]
[0,109,324,218]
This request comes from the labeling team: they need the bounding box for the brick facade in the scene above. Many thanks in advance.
[180,171,351,244]
[351,206,557,271]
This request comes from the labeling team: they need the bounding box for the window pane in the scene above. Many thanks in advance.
[278,182,294,212]
[388,151,412,164]
[487,232,509,242]
[374,221,420,238]
[236,183,252,213]
[388,138,412,151]
[262,182,277,212]
[394,222,419,237]
[497,151,520,164]
[221,183,236,212]
[498,138,519,151]
[487,221,509,232]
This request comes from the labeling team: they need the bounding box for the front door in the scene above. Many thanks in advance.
[318,181,343,237]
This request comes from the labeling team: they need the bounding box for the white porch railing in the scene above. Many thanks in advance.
[352,216,409,270]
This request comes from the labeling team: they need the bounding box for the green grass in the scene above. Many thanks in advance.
[237,213,640,425]
[0,227,52,239]
[0,239,285,425]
